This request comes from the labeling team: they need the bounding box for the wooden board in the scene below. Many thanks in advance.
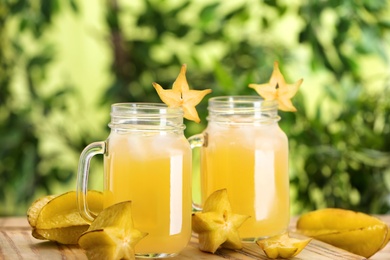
[0,230,364,260]
[1,217,389,259]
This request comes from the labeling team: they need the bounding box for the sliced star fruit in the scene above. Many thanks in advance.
[153,64,212,123]
[249,61,303,112]
[296,208,390,258]
[256,232,311,259]
[192,189,250,253]
[78,201,148,260]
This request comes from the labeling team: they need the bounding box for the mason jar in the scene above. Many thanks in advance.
[77,103,192,258]
[189,96,289,241]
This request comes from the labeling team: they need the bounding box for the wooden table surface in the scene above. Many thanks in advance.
[1,216,389,259]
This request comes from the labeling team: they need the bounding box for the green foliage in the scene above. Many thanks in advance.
[290,0,390,213]
[102,0,291,133]
[288,81,390,214]
[1,0,390,215]
[0,0,81,215]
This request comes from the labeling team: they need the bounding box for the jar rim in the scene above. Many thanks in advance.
[208,96,278,111]
[109,103,185,131]
[111,102,184,116]
[207,96,280,123]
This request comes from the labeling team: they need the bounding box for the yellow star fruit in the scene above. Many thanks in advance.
[78,201,148,260]
[296,208,390,258]
[192,189,250,253]
[27,190,103,244]
[153,64,212,123]
[256,232,311,259]
[249,61,303,112]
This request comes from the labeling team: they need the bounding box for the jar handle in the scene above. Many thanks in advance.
[188,134,205,211]
[76,141,106,222]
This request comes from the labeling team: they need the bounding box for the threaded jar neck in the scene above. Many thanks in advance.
[207,96,280,124]
[109,103,186,132]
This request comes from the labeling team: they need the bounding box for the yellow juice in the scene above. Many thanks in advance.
[201,123,289,239]
[104,131,192,255]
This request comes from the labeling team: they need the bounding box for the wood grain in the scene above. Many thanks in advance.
[1,216,389,259]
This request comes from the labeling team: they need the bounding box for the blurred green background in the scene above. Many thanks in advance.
[1,0,390,216]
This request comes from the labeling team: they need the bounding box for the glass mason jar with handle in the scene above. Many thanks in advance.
[77,103,192,258]
[189,96,289,241]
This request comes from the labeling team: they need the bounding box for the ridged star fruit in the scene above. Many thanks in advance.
[192,189,250,253]
[296,208,390,258]
[256,232,311,259]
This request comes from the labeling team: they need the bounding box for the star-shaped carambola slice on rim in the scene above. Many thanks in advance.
[192,189,250,253]
[248,61,303,112]
[152,64,212,123]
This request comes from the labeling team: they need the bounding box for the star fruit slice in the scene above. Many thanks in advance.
[256,232,311,259]
[78,201,148,260]
[249,61,303,112]
[192,189,250,253]
[296,208,390,258]
[153,64,212,123]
